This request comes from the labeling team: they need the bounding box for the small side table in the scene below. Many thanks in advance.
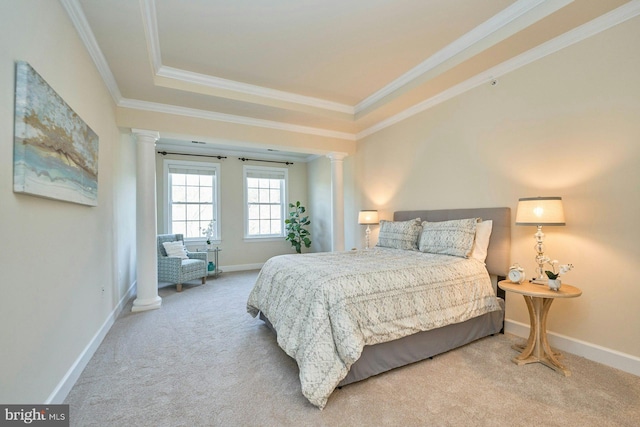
[197,247,222,278]
[207,247,222,277]
[498,280,582,376]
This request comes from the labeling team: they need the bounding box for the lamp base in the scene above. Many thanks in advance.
[365,225,371,249]
[534,225,547,282]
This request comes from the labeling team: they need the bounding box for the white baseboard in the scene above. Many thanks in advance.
[219,263,264,273]
[504,319,640,377]
[46,280,137,403]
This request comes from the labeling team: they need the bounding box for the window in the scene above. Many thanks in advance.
[244,165,288,238]
[164,159,220,241]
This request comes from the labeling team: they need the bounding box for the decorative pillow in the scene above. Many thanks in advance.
[163,241,188,259]
[471,220,493,263]
[418,218,479,258]
[376,218,422,250]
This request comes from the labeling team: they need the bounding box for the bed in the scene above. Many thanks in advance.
[247,207,511,409]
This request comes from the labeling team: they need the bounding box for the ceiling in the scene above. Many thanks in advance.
[66,0,634,158]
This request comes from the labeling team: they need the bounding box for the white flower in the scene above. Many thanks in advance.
[201,220,215,242]
[544,259,574,280]
[559,264,574,275]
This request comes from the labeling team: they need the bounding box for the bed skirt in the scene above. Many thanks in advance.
[259,298,504,388]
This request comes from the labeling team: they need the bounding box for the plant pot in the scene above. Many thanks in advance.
[548,278,561,291]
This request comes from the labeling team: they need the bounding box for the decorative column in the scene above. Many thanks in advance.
[131,129,162,312]
[326,152,348,252]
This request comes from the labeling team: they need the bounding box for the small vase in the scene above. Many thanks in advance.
[548,278,561,291]
[208,262,215,272]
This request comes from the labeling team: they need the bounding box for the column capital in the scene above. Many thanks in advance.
[131,129,160,143]
[326,152,348,162]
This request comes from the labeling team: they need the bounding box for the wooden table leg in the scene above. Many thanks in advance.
[512,295,536,356]
[511,296,571,376]
[538,298,571,376]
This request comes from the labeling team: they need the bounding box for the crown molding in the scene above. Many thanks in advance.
[59,0,122,103]
[118,98,357,141]
[142,0,353,115]
[140,0,162,74]
[354,0,573,114]
[357,0,640,140]
[60,0,352,140]
[142,0,570,118]
[155,66,354,115]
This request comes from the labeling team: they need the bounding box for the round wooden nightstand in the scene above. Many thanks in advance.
[498,280,582,376]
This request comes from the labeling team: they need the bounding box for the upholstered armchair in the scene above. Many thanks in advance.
[157,234,208,292]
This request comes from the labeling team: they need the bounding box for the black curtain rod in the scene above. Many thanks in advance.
[157,151,227,160]
[238,157,294,165]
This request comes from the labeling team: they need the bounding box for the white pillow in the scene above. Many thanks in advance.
[471,220,493,263]
[163,241,188,259]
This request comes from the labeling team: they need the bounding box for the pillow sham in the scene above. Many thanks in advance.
[163,241,189,259]
[471,220,493,263]
[418,217,479,258]
[376,218,422,251]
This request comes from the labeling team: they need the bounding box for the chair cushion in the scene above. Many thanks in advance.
[181,259,206,275]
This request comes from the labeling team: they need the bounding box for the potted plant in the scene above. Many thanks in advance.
[285,201,311,253]
[201,220,215,250]
[541,257,574,291]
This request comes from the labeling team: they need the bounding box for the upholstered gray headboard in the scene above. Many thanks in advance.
[394,207,511,277]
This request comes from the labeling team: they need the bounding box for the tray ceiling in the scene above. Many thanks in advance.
[68,0,634,145]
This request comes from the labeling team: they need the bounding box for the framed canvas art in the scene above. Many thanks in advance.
[13,61,99,206]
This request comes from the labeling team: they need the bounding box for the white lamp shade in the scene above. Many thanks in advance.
[515,197,565,226]
[358,210,379,225]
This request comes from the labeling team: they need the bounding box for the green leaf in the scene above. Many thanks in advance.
[284,201,311,253]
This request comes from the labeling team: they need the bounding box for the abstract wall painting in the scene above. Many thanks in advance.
[13,61,99,207]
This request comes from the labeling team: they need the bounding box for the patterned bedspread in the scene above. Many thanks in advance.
[246,248,501,409]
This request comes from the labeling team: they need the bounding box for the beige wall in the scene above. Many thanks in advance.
[354,16,640,359]
[155,153,310,267]
[0,1,136,402]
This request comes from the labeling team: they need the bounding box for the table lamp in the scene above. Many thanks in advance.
[516,197,565,282]
[358,210,379,249]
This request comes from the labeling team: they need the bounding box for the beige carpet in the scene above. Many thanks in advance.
[65,270,640,426]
